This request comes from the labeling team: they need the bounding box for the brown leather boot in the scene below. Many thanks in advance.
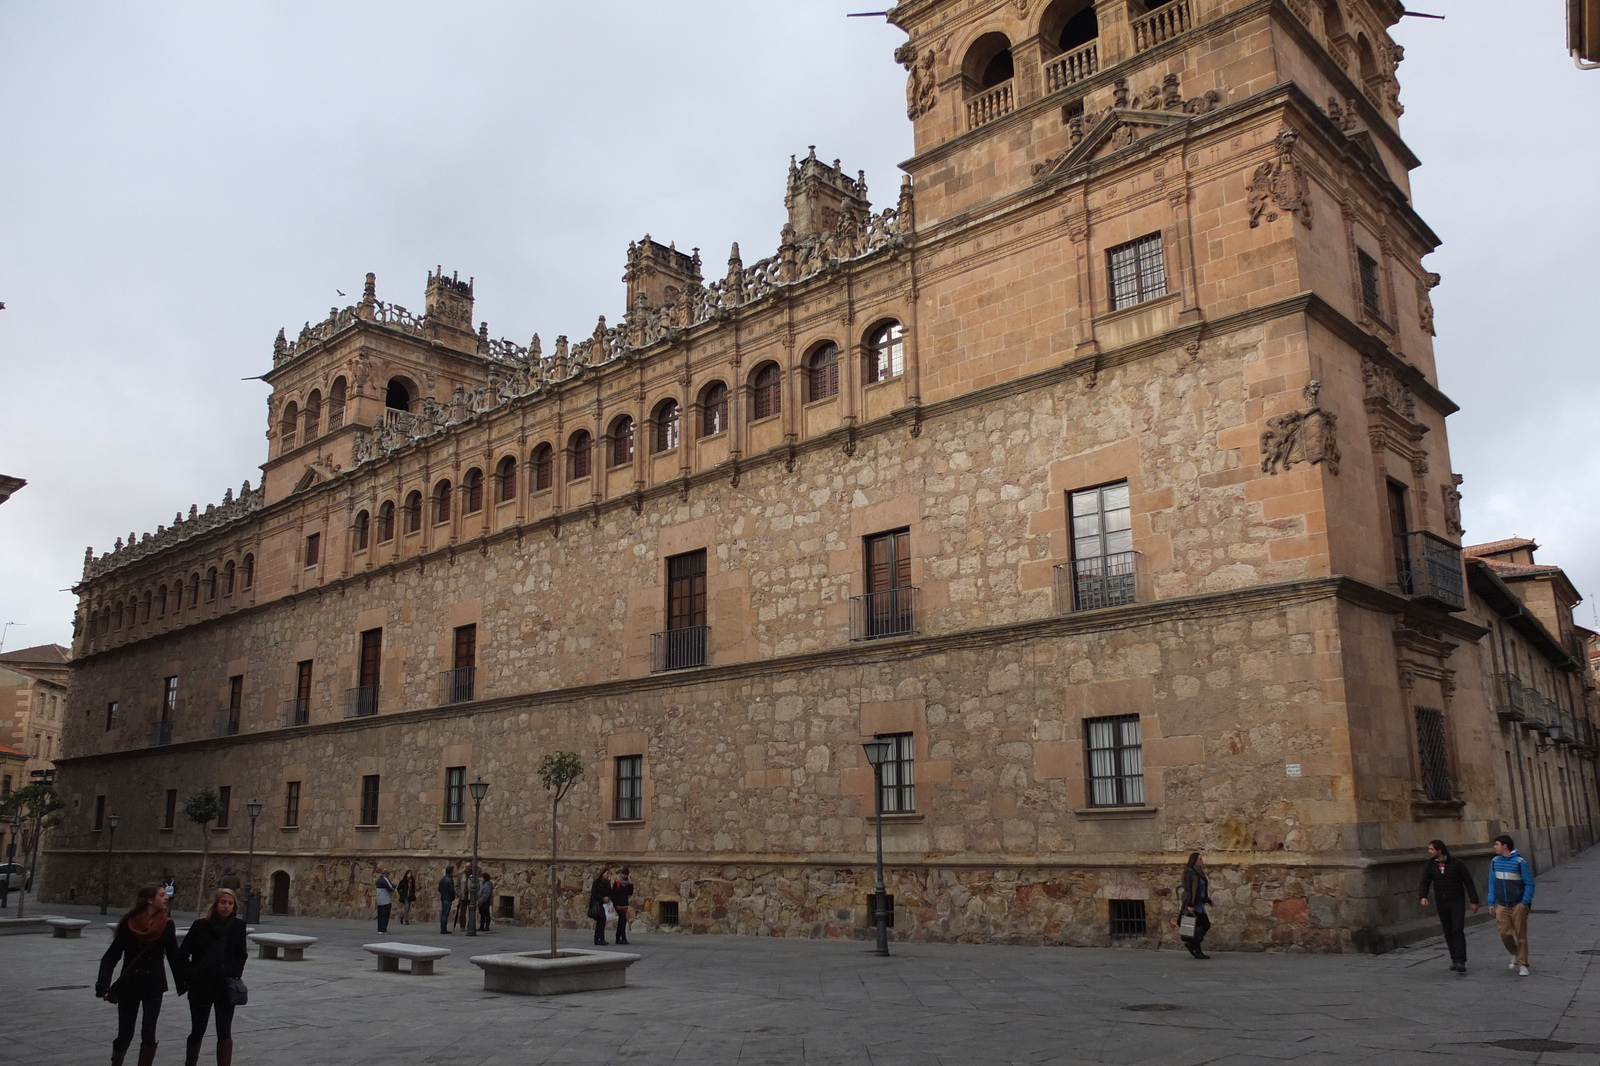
[136,1044,158,1066]
[185,1034,204,1066]
[216,1039,233,1066]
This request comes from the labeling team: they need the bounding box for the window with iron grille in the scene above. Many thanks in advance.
[860,528,915,639]
[216,785,231,829]
[876,732,916,813]
[658,900,679,926]
[444,766,466,823]
[284,781,300,828]
[105,701,118,732]
[164,789,177,829]
[615,755,643,821]
[1109,899,1147,936]
[1358,250,1383,318]
[1415,706,1451,801]
[807,344,840,401]
[1086,714,1144,806]
[1107,233,1167,310]
[359,775,381,826]
[653,401,680,452]
[227,675,243,734]
[569,431,592,480]
[865,321,905,384]
[700,382,729,437]
[1069,481,1136,610]
[752,363,782,420]
[161,676,178,722]
[304,532,320,567]
[532,444,554,491]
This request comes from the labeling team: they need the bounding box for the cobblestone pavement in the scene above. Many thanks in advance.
[2,847,1597,1065]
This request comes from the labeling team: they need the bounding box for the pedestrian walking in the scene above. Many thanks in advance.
[613,867,634,945]
[477,871,493,932]
[375,869,396,934]
[1487,834,1535,976]
[397,870,417,925]
[438,865,456,934]
[96,882,185,1066]
[1179,853,1213,959]
[454,862,470,930]
[176,887,248,1066]
[1417,839,1479,972]
[589,866,613,945]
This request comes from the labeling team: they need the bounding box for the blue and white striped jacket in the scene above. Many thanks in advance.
[1487,850,1535,907]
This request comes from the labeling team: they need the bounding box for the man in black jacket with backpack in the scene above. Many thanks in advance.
[1419,839,1480,972]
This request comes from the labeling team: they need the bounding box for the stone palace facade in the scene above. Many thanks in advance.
[50,0,1599,950]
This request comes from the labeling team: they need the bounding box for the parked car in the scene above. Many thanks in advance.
[0,862,31,892]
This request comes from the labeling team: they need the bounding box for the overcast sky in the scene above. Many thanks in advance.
[2,2,1596,650]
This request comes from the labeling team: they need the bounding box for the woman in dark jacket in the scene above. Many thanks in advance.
[1180,853,1213,959]
[176,887,248,1066]
[97,882,185,1066]
[589,866,613,945]
[1418,839,1480,972]
[397,869,418,925]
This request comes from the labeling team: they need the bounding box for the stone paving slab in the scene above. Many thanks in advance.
[2,847,1597,1064]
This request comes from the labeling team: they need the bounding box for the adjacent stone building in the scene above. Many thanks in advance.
[50,0,1599,948]
[0,644,71,785]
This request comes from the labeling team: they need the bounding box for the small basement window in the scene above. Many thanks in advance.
[498,895,515,920]
[1109,899,1147,937]
[658,900,679,927]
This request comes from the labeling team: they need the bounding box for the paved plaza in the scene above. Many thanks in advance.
[3,848,1598,1065]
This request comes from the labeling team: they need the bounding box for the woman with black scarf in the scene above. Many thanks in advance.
[96,882,186,1066]
[176,887,249,1066]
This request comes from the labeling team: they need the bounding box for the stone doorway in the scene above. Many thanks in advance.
[270,870,290,915]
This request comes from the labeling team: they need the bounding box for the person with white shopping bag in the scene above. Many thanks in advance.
[1179,853,1213,959]
[588,867,614,945]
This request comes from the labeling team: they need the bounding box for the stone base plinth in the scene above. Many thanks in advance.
[471,949,640,995]
[0,916,55,935]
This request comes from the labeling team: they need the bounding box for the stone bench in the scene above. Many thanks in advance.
[248,932,317,960]
[364,942,450,975]
[48,918,91,938]
[0,916,54,936]
[469,948,640,996]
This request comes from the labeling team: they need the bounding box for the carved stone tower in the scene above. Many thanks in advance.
[784,147,872,240]
[422,268,477,349]
[624,238,703,314]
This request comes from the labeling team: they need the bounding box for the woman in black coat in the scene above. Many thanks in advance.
[176,887,249,1066]
[97,882,185,1066]
[589,867,613,945]
[397,869,418,925]
[1180,852,1213,959]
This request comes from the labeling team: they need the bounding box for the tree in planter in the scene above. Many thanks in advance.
[5,782,63,919]
[183,788,221,915]
[537,751,583,958]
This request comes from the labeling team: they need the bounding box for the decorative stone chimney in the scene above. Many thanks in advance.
[423,267,477,349]
[624,237,702,314]
[785,147,871,240]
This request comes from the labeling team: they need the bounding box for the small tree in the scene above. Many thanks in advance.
[6,782,63,919]
[183,788,220,915]
[537,751,583,958]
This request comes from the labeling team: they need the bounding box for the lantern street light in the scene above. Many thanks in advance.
[860,738,892,958]
[99,814,120,914]
[466,777,490,937]
[244,799,264,923]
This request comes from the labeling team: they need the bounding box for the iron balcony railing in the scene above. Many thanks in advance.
[1398,531,1466,611]
[850,587,918,641]
[151,721,172,746]
[216,709,240,737]
[282,697,310,728]
[1055,552,1139,613]
[651,626,709,672]
[439,666,476,704]
[345,684,379,718]
[1493,673,1529,723]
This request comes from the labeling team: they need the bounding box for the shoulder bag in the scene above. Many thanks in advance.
[102,941,158,1004]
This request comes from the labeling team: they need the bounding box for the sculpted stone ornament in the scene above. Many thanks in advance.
[1247,129,1313,229]
[895,41,941,119]
[1442,475,1464,536]
[1260,381,1340,475]
[1417,272,1440,337]
[1359,355,1416,419]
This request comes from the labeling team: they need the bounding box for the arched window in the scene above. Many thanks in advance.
[751,363,782,420]
[699,382,729,437]
[1320,0,1346,38]
[964,32,1014,89]
[569,430,593,480]
[462,469,484,514]
[204,568,218,602]
[404,491,423,533]
[241,554,254,589]
[806,343,840,401]
[652,400,680,453]
[495,456,518,503]
[222,561,235,596]
[1356,33,1379,84]
[377,501,395,542]
[610,415,636,467]
[1043,0,1098,52]
[328,377,348,430]
[141,591,152,623]
[156,585,168,618]
[303,389,322,440]
[386,378,413,412]
[531,444,554,491]
[866,321,905,384]
[433,479,453,524]
[188,572,200,608]
[280,401,299,452]
[354,510,371,551]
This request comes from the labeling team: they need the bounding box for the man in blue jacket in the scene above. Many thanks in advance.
[1486,835,1534,975]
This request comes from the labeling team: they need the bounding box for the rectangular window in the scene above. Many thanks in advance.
[445,624,477,703]
[1,775,10,796]
[1086,714,1144,807]
[615,755,643,821]
[1107,233,1167,310]
[1109,899,1148,937]
[444,766,466,824]
[216,785,231,829]
[876,732,916,813]
[860,529,915,638]
[1415,706,1451,801]
[284,781,301,828]
[658,550,709,671]
[1358,249,1383,318]
[163,788,177,830]
[291,659,313,725]
[658,900,679,926]
[161,676,178,721]
[304,532,321,567]
[359,774,381,826]
[93,795,106,832]
[1069,482,1136,610]
[105,701,118,732]
[1387,480,1411,591]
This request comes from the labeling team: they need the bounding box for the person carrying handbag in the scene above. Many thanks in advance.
[176,887,249,1066]
[96,882,186,1066]
[588,866,613,945]
[1179,853,1213,960]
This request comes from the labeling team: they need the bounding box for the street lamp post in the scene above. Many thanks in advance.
[466,777,489,937]
[860,738,892,958]
[244,799,263,923]
[99,814,120,914]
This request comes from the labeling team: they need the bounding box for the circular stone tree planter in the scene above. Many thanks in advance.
[469,948,641,996]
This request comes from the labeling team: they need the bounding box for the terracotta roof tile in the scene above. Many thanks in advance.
[1464,537,1538,558]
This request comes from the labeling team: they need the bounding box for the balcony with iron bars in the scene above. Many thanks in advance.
[344,685,379,719]
[1055,552,1139,613]
[1493,673,1530,723]
[282,697,310,728]
[651,626,709,672]
[438,666,476,705]
[1398,531,1465,611]
[215,709,240,738]
[150,721,172,746]
[850,588,918,641]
